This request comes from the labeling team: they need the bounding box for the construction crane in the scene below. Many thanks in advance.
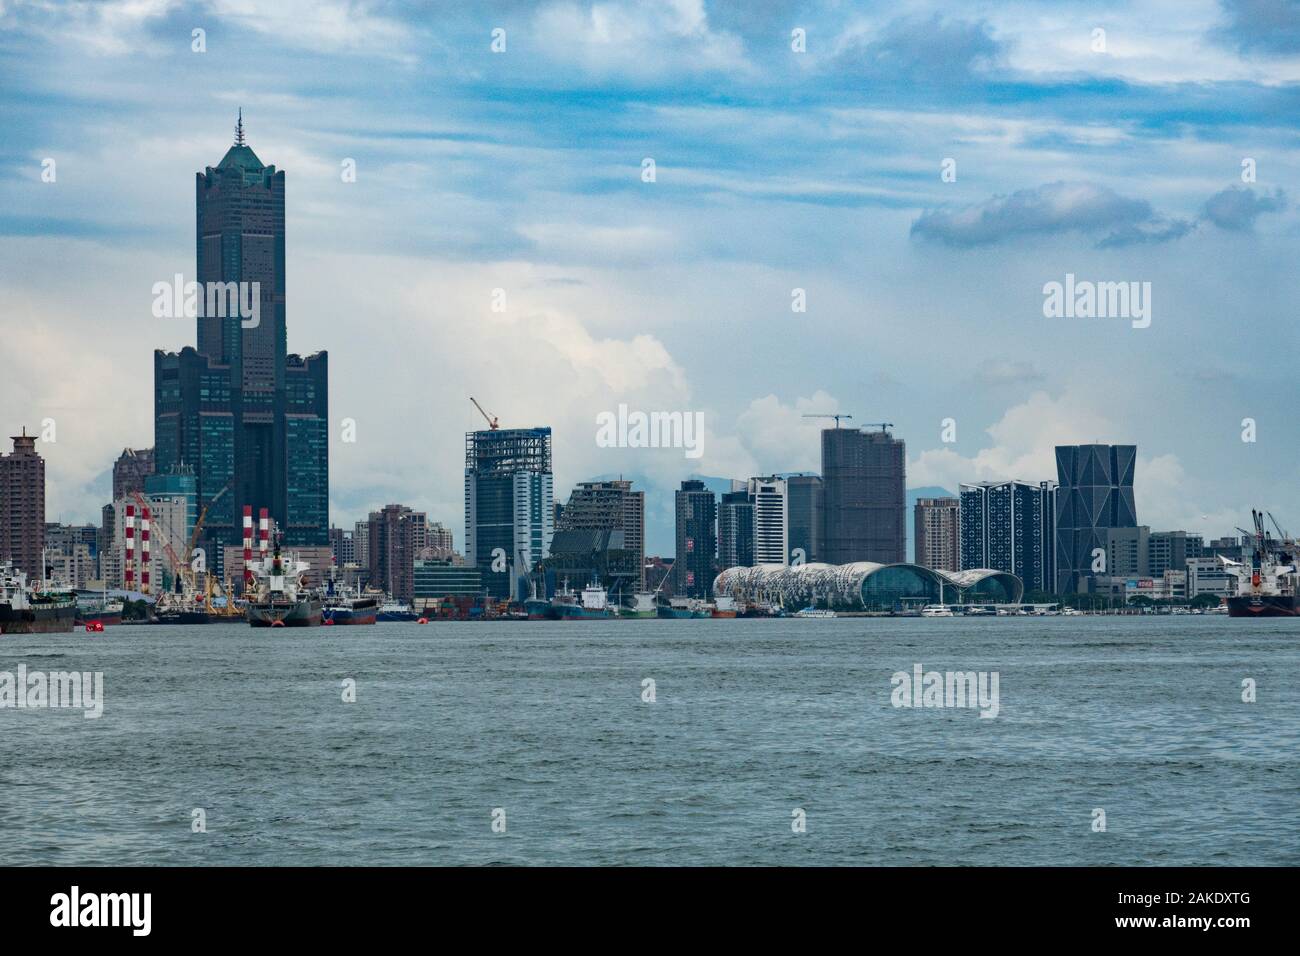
[184,481,233,586]
[802,413,853,428]
[860,421,895,432]
[470,396,499,430]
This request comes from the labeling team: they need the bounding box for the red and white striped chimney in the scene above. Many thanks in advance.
[140,507,152,594]
[259,508,270,558]
[124,504,136,590]
[242,505,254,587]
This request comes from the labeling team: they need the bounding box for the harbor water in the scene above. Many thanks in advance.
[2,616,1296,866]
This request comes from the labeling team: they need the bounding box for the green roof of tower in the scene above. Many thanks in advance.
[216,109,264,170]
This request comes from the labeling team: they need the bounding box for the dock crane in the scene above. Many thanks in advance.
[802,413,853,428]
[470,397,499,430]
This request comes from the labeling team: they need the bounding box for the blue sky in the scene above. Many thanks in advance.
[2,0,1299,555]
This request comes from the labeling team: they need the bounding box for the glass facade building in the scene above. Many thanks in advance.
[1054,444,1137,593]
[674,480,717,598]
[960,480,1057,594]
[820,427,906,565]
[154,120,329,576]
[464,428,554,601]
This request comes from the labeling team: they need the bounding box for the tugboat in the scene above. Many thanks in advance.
[0,561,77,634]
[1222,509,1298,617]
[246,539,322,627]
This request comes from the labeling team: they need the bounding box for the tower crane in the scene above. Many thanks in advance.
[859,422,894,432]
[802,413,853,428]
[470,397,499,430]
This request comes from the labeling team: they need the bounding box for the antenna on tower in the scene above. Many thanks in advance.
[235,108,246,146]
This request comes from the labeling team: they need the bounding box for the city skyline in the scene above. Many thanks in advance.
[3,1,1298,559]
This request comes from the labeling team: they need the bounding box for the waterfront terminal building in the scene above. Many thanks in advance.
[713,562,1023,613]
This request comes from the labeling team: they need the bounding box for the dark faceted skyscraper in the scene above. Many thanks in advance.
[1054,444,1136,593]
[786,474,823,564]
[821,426,906,564]
[674,480,716,597]
[155,115,329,572]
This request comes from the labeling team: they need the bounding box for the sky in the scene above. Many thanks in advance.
[2,0,1298,556]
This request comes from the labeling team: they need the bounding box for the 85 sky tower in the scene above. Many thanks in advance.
[154,114,329,573]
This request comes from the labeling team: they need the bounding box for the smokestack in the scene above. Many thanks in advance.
[125,504,135,590]
[242,505,254,588]
[259,508,269,557]
[140,507,151,595]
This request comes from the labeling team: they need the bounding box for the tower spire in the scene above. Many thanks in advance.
[234,108,246,147]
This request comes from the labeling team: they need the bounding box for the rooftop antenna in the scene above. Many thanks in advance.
[235,108,246,147]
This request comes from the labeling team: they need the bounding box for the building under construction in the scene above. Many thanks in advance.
[464,427,554,601]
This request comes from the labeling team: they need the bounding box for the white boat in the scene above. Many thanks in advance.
[920,605,954,617]
[794,607,836,619]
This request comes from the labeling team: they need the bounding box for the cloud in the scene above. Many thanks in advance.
[1218,0,1300,55]
[910,181,1194,249]
[530,0,750,78]
[968,358,1044,388]
[832,14,1004,83]
[1201,185,1287,230]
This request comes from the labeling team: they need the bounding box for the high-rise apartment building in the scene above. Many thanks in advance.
[821,426,906,564]
[112,447,155,501]
[0,430,46,578]
[747,476,789,566]
[368,504,425,603]
[718,485,754,569]
[914,496,960,571]
[674,480,716,598]
[464,427,554,601]
[1054,444,1137,593]
[960,480,1057,593]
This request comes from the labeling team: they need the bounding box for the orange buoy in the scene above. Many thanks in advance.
[417,617,428,625]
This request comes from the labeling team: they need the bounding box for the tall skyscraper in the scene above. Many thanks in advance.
[747,476,789,565]
[821,426,906,564]
[717,486,754,569]
[914,496,960,571]
[1054,444,1137,593]
[674,480,716,598]
[0,430,46,578]
[155,115,329,578]
[464,427,554,601]
[960,481,1057,592]
[786,474,822,564]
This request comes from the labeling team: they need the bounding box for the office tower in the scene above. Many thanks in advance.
[0,430,45,578]
[914,496,960,571]
[747,476,789,565]
[368,504,425,603]
[548,480,645,592]
[821,425,906,564]
[1148,531,1204,577]
[674,480,716,598]
[1104,525,1150,578]
[718,487,754,569]
[786,474,822,564]
[960,480,1057,593]
[155,116,329,579]
[112,447,155,501]
[1054,444,1137,593]
[464,427,554,601]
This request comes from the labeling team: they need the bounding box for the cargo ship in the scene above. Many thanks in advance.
[621,591,657,619]
[246,540,321,627]
[710,595,739,618]
[75,592,125,627]
[552,581,617,620]
[657,596,709,619]
[1222,510,1298,617]
[0,562,77,634]
[376,599,418,622]
[322,590,378,625]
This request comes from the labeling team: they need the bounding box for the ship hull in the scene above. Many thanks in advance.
[154,609,216,625]
[1227,595,1299,617]
[553,605,615,620]
[248,597,322,627]
[323,601,378,625]
[0,601,77,634]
